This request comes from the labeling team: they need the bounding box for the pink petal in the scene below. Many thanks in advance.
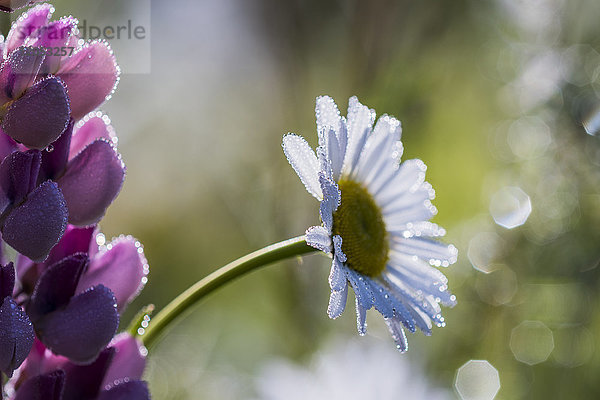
[70,112,117,160]
[4,3,53,55]
[102,333,146,388]
[58,41,119,120]
[26,17,78,75]
[0,46,45,103]
[77,236,148,311]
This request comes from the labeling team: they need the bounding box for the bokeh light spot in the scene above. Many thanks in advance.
[510,321,554,365]
[490,186,532,229]
[553,326,595,368]
[475,264,518,305]
[468,232,505,273]
[455,360,501,400]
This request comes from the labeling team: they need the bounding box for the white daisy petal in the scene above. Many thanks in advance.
[343,96,375,176]
[282,133,322,199]
[337,118,348,164]
[326,127,344,180]
[387,251,449,287]
[319,174,340,232]
[355,299,368,335]
[332,235,346,262]
[392,237,458,267]
[386,295,418,333]
[329,257,347,291]
[388,221,446,239]
[383,276,446,322]
[327,283,348,319]
[383,201,438,228]
[355,126,398,187]
[372,114,402,141]
[385,261,455,307]
[346,268,374,310]
[316,146,333,181]
[381,182,435,217]
[366,279,394,318]
[384,317,408,352]
[316,95,342,140]
[305,226,332,252]
[402,304,433,336]
[372,159,427,204]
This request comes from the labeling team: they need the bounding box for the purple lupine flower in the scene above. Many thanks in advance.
[38,115,125,227]
[17,225,149,313]
[0,3,119,149]
[0,112,125,234]
[25,253,119,363]
[12,224,149,364]
[0,262,34,377]
[11,335,149,400]
[0,149,67,261]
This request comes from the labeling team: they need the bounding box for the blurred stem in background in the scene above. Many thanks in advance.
[138,236,316,349]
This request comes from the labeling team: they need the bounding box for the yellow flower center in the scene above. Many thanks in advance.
[332,179,389,277]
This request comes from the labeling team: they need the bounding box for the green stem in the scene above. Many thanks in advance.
[139,235,316,349]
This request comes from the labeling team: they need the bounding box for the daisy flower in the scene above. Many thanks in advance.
[282,96,457,351]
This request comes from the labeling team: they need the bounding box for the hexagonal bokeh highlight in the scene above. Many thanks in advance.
[455,360,500,400]
[467,232,504,273]
[475,264,518,306]
[489,186,532,229]
[510,320,554,365]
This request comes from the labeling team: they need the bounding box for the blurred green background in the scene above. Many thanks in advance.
[5,0,600,398]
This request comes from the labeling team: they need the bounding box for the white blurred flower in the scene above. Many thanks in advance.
[252,338,451,400]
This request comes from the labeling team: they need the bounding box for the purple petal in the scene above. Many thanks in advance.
[58,41,119,120]
[2,180,67,262]
[0,297,35,377]
[15,225,94,287]
[4,4,53,54]
[0,46,45,103]
[60,347,115,400]
[26,17,77,75]
[0,150,41,215]
[37,284,118,363]
[39,118,73,182]
[1,76,70,149]
[0,132,18,161]
[27,253,88,321]
[16,339,69,382]
[0,262,15,299]
[70,112,117,159]
[58,139,125,226]
[98,380,150,400]
[13,370,65,400]
[102,333,146,387]
[77,236,148,311]
[41,225,94,267]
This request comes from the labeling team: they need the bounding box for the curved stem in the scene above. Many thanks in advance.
[139,236,316,349]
